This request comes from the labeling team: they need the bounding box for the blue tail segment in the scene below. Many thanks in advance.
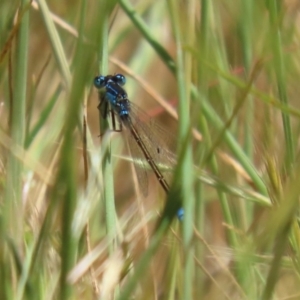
[177,207,184,221]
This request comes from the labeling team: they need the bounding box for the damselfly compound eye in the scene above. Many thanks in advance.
[114,74,126,86]
[94,75,106,88]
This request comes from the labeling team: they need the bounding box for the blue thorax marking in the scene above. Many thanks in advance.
[104,80,130,117]
[117,99,131,117]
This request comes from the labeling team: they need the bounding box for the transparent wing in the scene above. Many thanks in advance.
[125,129,150,197]
[122,102,177,189]
[130,104,176,165]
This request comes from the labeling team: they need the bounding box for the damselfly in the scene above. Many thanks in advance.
[94,74,183,220]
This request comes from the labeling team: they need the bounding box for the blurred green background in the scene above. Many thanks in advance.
[1,0,300,299]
